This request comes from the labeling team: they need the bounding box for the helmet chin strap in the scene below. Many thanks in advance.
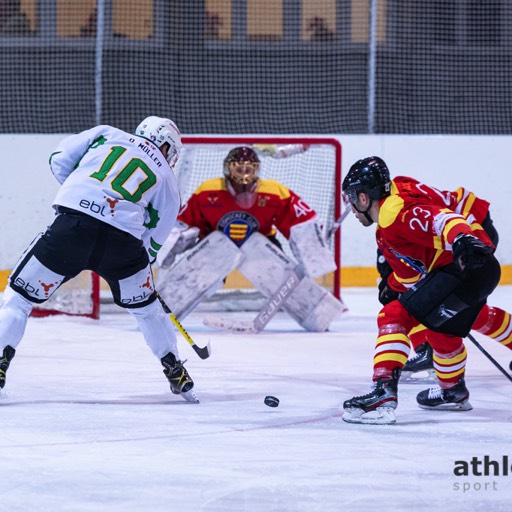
[352,202,374,224]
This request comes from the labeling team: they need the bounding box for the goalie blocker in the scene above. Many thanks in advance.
[156,229,346,332]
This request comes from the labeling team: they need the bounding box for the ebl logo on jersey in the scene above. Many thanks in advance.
[218,212,260,246]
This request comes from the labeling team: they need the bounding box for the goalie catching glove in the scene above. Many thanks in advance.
[452,234,493,272]
[156,221,200,269]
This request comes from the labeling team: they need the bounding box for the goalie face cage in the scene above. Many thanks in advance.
[178,136,343,301]
[30,271,101,320]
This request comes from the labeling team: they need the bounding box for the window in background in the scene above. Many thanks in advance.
[112,0,153,39]
[206,0,231,40]
[351,0,386,43]
[0,0,36,36]
[57,0,153,39]
[247,0,283,40]
[302,0,336,41]
[57,0,96,37]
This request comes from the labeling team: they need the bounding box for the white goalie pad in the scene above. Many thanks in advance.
[155,231,244,319]
[238,233,346,331]
[289,219,337,278]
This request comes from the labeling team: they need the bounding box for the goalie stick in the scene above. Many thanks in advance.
[203,206,351,334]
[157,294,211,360]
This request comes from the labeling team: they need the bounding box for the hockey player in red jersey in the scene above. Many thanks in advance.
[341,156,507,424]
[375,178,511,381]
[156,146,345,331]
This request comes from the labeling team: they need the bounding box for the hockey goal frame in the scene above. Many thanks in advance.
[180,136,343,300]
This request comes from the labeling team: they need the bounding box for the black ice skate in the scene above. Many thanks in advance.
[400,343,436,383]
[342,369,400,425]
[416,377,472,411]
[161,352,199,403]
[0,345,16,390]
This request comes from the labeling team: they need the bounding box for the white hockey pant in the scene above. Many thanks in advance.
[0,286,34,351]
[127,299,179,360]
[238,233,345,332]
[155,231,244,319]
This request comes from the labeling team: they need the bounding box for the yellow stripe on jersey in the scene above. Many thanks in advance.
[256,179,292,199]
[379,194,404,229]
[442,217,468,239]
[193,177,226,194]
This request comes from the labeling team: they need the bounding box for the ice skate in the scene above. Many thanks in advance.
[416,377,472,411]
[400,343,436,383]
[342,369,399,425]
[161,353,199,403]
[0,345,16,390]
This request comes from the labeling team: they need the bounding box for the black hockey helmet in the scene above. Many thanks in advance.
[342,156,391,205]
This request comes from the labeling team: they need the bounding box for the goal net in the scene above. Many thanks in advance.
[169,136,343,309]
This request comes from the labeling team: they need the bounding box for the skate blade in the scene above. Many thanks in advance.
[181,389,200,404]
[342,406,396,425]
[418,400,472,411]
[400,369,436,384]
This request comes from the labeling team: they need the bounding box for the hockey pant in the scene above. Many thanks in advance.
[1,210,179,359]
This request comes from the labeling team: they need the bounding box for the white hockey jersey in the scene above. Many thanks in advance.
[50,125,181,260]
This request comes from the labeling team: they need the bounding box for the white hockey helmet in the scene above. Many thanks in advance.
[135,116,182,168]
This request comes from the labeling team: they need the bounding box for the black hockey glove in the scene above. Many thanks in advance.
[376,249,392,280]
[378,276,400,306]
[452,234,493,272]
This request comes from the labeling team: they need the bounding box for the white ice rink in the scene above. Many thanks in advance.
[1,286,511,512]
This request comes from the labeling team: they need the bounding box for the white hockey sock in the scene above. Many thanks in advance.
[128,300,179,360]
[0,287,33,350]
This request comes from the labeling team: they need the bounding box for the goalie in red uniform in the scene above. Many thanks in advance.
[156,146,346,332]
[341,156,507,425]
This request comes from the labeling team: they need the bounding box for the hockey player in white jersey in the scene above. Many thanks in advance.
[0,116,199,403]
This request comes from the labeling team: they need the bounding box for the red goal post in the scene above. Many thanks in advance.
[178,136,343,300]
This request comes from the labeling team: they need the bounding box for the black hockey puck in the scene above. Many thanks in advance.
[264,396,279,408]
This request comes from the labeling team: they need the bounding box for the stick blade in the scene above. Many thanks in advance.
[192,340,212,359]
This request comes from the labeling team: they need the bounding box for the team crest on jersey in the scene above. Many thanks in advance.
[218,211,259,246]
[389,247,427,275]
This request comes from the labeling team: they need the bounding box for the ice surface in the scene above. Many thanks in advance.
[1,287,511,512]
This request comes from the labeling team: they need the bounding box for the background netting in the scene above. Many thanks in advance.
[1,0,511,135]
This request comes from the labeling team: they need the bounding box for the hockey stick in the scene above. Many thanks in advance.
[203,206,350,334]
[157,294,211,360]
[466,333,512,383]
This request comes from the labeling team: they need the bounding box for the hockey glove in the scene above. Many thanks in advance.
[160,226,200,268]
[376,249,392,280]
[452,234,493,272]
[378,277,400,306]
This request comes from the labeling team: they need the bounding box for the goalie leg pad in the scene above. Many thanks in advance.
[238,233,346,331]
[155,231,244,319]
[282,279,347,332]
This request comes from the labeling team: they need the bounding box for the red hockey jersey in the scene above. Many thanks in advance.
[178,178,317,246]
[377,176,494,292]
